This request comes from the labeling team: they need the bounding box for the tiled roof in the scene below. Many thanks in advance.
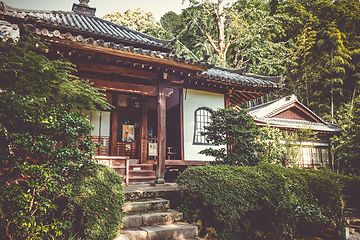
[246,95,341,133]
[0,1,175,51]
[0,2,284,90]
[201,66,284,88]
[0,20,19,42]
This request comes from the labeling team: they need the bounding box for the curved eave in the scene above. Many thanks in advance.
[45,36,208,72]
[253,119,341,134]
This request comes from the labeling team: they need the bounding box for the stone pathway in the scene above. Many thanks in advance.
[345,201,360,240]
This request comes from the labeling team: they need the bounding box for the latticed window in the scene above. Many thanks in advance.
[193,107,212,144]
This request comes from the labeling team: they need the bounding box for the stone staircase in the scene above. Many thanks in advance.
[115,187,199,240]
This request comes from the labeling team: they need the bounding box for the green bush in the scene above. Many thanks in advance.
[176,163,344,240]
[69,163,125,240]
[200,108,262,166]
[0,33,112,239]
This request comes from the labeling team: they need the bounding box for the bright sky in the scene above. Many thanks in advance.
[2,0,236,20]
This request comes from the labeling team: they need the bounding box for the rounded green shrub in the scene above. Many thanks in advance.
[69,163,125,240]
[176,163,344,240]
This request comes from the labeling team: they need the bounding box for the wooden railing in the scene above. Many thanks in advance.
[94,156,130,186]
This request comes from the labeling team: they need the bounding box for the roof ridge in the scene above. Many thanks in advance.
[98,17,176,46]
[0,1,176,50]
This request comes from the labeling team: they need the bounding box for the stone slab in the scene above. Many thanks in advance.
[123,209,184,228]
[142,209,183,226]
[122,214,143,229]
[114,228,147,240]
[116,223,198,240]
[140,222,198,240]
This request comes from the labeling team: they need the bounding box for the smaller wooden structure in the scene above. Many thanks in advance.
[247,94,341,168]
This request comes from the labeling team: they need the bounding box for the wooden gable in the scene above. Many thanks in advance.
[267,103,323,123]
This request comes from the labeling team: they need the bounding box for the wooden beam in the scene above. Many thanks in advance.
[156,79,166,184]
[72,60,158,80]
[231,93,246,104]
[89,78,158,96]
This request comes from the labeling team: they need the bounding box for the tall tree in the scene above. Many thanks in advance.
[277,0,359,120]
[169,0,294,74]
[334,96,360,175]
[199,108,263,166]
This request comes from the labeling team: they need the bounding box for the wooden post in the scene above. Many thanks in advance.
[156,79,166,184]
[180,88,184,161]
[125,156,129,186]
[225,91,231,154]
[140,95,148,164]
[225,91,231,108]
[110,110,118,156]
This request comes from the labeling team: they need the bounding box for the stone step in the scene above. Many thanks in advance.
[128,176,156,185]
[129,170,155,177]
[115,222,198,240]
[123,209,183,228]
[123,198,170,213]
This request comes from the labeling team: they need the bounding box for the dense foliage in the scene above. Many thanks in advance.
[161,0,294,72]
[0,32,116,239]
[103,8,171,39]
[334,95,360,175]
[275,0,360,121]
[176,163,344,240]
[259,125,318,166]
[199,108,262,166]
[70,163,124,240]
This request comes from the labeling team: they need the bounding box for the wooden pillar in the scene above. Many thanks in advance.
[225,91,231,108]
[140,95,148,164]
[180,88,184,161]
[225,91,231,154]
[328,136,334,170]
[156,79,166,184]
[110,110,118,156]
[110,93,118,156]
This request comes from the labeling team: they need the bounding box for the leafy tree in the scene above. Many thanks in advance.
[0,32,111,239]
[200,108,262,166]
[160,11,184,37]
[258,125,285,164]
[277,0,359,120]
[259,125,318,167]
[103,8,172,39]
[334,95,360,175]
[169,0,294,73]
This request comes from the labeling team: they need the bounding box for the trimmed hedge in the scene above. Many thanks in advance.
[69,163,125,240]
[176,163,344,240]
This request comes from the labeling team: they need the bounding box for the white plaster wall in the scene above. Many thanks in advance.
[183,89,225,161]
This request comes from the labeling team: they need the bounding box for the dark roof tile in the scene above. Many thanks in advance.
[0,2,176,51]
